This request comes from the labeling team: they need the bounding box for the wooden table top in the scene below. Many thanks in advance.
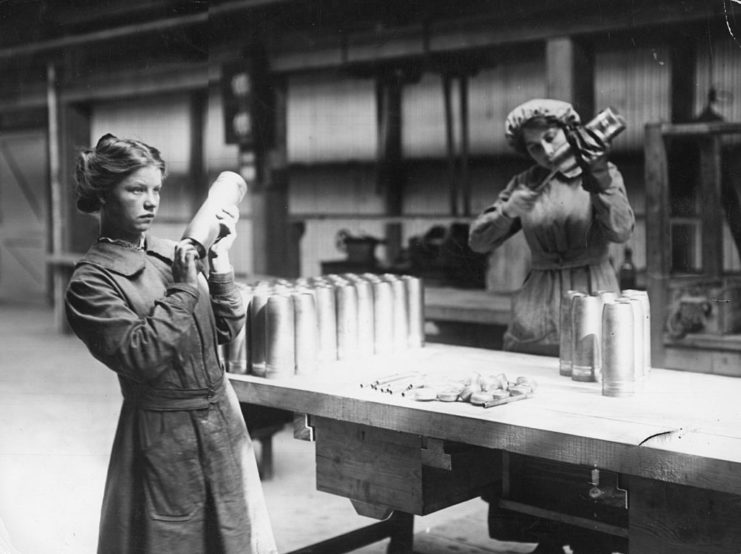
[229,344,741,496]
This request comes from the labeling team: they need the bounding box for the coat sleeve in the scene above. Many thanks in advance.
[65,267,200,382]
[589,163,635,243]
[208,271,246,345]
[468,175,523,253]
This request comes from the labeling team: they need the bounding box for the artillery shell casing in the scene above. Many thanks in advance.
[314,284,338,363]
[293,289,319,375]
[620,295,645,390]
[265,293,295,378]
[559,290,584,376]
[571,294,602,382]
[249,284,272,377]
[335,282,359,360]
[623,289,651,378]
[371,279,394,355]
[601,299,636,397]
[402,275,425,348]
[384,275,409,352]
[353,279,375,357]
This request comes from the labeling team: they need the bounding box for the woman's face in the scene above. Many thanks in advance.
[522,122,568,170]
[100,165,162,242]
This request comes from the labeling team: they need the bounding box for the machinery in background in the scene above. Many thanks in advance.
[405,223,487,289]
[321,224,487,289]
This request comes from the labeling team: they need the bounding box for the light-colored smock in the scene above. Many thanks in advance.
[65,236,277,554]
[469,164,634,355]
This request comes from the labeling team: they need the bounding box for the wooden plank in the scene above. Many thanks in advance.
[267,0,715,74]
[314,417,425,514]
[644,123,670,369]
[424,286,512,325]
[662,345,741,377]
[628,476,741,553]
[60,63,210,103]
[314,417,500,516]
[228,344,741,495]
[284,511,413,554]
[660,122,741,137]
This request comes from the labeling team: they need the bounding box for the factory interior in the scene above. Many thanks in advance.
[1,1,741,553]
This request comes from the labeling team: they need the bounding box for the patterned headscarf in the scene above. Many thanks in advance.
[504,99,581,155]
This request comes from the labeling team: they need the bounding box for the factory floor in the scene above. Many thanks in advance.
[0,302,538,554]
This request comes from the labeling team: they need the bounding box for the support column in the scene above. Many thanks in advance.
[546,37,594,118]
[49,60,94,332]
[670,39,697,123]
[377,70,405,266]
[250,74,292,278]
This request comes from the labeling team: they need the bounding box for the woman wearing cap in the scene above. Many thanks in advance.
[469,98,634,355]
[469,100,634,553]
[65,134,277,553]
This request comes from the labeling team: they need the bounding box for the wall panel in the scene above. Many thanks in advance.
[90,94,192,221]
[594,46,671,152]
[287,74,376,164]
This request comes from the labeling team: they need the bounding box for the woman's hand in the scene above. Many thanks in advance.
[564,124,614,193]
[208,206,239,273]
[173,240,200,287]
[502,186,539,218]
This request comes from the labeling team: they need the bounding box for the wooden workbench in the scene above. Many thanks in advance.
[233,344,741,553]
[423,286,513,326]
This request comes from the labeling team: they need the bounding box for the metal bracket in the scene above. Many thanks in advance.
[293,412,314,442]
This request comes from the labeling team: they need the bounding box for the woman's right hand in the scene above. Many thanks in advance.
[173,240,200,287]
[502,185,538,218]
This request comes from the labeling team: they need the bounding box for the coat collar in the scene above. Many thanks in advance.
[76,235,176,276]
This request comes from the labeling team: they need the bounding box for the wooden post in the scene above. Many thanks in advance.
[459,75,471,217]
[47,63,64,329]
[189,90,207,213]
[644,123,670,369]
[442,73,458,216]
[670,39,697,123]
[699,136,723,278]
[250,74,291,278]
[60,103,95,254]
[546,37,594,118]
[378,72,404,266]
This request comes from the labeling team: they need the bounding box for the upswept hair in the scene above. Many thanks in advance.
[74,134,167,213]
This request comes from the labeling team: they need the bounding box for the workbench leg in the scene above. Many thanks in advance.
[258,435,274,481]
[386,511,414,554]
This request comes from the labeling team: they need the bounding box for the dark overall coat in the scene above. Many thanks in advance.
[65,236,276,553]
[469,164,635,355]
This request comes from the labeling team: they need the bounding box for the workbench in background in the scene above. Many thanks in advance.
[423,286,513,350]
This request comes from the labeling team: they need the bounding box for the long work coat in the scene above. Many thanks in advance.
[469,164,635,355]
[65,236,277,554]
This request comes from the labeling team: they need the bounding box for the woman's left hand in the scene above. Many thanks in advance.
[208,207,239,271]
[564,125,613,193]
